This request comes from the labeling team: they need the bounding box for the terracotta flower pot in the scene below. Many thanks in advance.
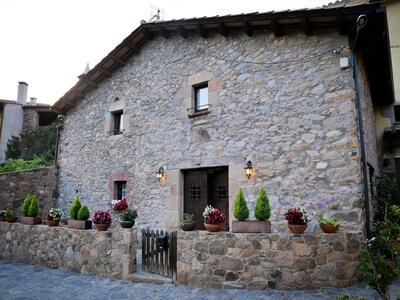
[288,224,307,234]
[95,223,111,231]
[120,220,135,228]
[320,223,339,233]
[204,223,222,232]
[46,220,60,227]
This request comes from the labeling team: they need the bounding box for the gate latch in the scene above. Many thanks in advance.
[157,235,169,251]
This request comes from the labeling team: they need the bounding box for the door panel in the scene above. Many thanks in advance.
[211,169,229,231]
[184,170,208,230]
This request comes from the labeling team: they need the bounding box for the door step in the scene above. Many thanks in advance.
[127,270,173,285]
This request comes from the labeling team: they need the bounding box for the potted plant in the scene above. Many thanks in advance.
[284,207,308,234]
[203,205,226,232]
[252,187,272,232]
[309,197,340,233]
[112,198,128,213]
[119,209,137,228]
[232,187,253,233]
[45,208,62,226]
[67,194,92,229]
[4,209,18,223]
[20,194,41,225]
[93,211,112,231]
[181,213,195,231]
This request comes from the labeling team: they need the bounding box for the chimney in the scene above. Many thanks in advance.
[30,97,37,105]
[17,82,28,104]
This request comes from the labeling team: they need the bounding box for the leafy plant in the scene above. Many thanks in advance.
[28,195,39,217]
[181,213,194,223]
[77,205,90,221]
[120,209,138,221]
[335,293,366,300]
[359,173,400,300]
[22,194,32,216]
[46,208,62,221]
[233,187,249,221]
[309,197,340,225]
[93,211,112,224]
[284,207,308,225]
[254,187,271,221]
[3,209,16,217]
[69,194,82,220]
[0,158,47,173]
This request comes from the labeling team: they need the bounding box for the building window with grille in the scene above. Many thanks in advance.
[111,110,124,135]
[114,181,127,200]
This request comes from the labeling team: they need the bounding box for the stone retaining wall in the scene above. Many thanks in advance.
[177,230,362,290]
[0,167,58,218]
[0,222,137,280]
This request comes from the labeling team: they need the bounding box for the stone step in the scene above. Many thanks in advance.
[127,270,173,285]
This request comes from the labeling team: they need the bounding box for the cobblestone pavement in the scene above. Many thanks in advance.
[0,260,399,300]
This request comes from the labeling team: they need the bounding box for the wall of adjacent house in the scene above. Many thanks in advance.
[0,103,23,163]
[0,167,58,218]
[58,29,366,232]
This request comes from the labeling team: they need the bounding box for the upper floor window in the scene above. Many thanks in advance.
[195,84,209,112]
[112,110,124,135]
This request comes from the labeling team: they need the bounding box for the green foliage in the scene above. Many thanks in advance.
[69,194,82,220]
[318,217,340,226]
[335,293,366,300]
[4,209,16,217]
[233,187,249,221]
[77,205,90,221]
[4,116,64,169]
[182,213,194,222]
[28,195,39,217]
[120,209,138,221]
[0,158,47,173]
[22,194,32,216]
[359,173,400,300]
[254,187,271,221]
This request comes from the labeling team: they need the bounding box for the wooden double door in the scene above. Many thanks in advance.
[184,167,229,231]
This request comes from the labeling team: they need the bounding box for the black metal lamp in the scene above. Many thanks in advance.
[156,166,164,181]
[244,161,253,179]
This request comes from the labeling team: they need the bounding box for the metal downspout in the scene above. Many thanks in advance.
[352,53,372,239]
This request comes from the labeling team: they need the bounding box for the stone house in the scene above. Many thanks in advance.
[0,82,58,163]
[52,2,391,236]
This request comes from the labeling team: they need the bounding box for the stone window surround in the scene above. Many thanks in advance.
[179,71,222,118]
[104,97,130,137]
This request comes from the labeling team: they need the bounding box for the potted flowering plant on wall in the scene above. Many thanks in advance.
[203,205,226,232]
[112,198,128,213]
[4,209,17,223]
[309,197,340,233]
[284,207,308,234]
[93,211,112,231]
[119,209,137,228]
[45,208,62,226]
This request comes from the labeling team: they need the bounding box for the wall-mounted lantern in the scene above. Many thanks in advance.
[156,166,164,181]
[244,161,253,179]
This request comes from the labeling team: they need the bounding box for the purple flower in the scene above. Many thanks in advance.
[318,203,323,210]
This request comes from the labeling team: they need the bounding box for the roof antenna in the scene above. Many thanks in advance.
[149,4,164,22]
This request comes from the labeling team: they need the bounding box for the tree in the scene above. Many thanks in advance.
[254,187,271,221]
[233,187,249,221]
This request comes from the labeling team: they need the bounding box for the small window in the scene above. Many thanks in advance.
[394,105,400,123]
[112,111,124,135]
[195,85,208,112]
[114,181,127,200]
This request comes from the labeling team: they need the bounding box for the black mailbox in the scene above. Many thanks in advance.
[157,235,169,251]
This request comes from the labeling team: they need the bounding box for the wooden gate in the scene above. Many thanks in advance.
[142,228,177,280]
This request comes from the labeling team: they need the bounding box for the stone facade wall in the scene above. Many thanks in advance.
[177,230,362,290]
[22,108,39,134]
[58,29,365,232]
[0,167,58,218]
[0,222,136,280]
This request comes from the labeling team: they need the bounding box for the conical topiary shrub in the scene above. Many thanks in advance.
[22,194,32,217]
[28,195,39,217]
[233,187,249,221]
[70,194,82,220]
[254,187,271,221]
[77,205,90,221]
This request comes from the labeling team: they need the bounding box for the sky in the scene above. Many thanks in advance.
[0,0,331,105]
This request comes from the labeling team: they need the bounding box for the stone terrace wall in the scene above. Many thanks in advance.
[177,230,362,290]
[0,223,137,280]
[0,167,57,218]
